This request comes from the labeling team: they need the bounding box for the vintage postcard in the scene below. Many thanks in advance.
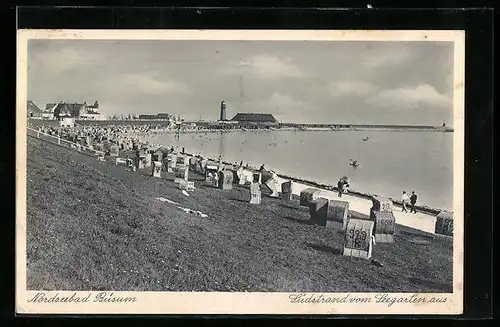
[16,29,465,315]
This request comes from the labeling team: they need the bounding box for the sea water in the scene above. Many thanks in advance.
[147,130,453,211]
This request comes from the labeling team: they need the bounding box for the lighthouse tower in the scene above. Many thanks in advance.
[219,100,227,121]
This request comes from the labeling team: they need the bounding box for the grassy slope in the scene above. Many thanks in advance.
[26,137,452,292]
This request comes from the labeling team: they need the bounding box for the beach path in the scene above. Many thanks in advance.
[275,177,437,235]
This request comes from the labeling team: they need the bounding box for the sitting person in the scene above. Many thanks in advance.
[213,171,220,187]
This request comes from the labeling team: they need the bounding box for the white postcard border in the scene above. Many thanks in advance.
[16,29,465,315]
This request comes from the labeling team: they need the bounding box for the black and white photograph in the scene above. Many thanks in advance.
[16,29,464,315]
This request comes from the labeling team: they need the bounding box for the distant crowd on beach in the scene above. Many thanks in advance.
[32,122,267,173]
[34,124,141,149]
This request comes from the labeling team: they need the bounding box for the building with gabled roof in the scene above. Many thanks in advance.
[53,102,86,119]
[231,113,278,123]
[85,100,100,114]
[45,103,57,112]
[44,100,105,120]
[27,100,43,118]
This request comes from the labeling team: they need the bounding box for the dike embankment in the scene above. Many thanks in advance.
[25,136,452,292]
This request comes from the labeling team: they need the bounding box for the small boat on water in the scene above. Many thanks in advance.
[362,137,370,141]
[349,159,360,168]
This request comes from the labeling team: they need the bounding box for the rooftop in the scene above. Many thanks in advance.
[27,101,43,113]
[231,113,278,123]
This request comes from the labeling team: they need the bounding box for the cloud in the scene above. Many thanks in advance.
[245,92,313,122]
[29,46,84,75]
[222,55,304,79]
[120,72,191,95]
[367,84,452,109]
[91,71,191,97]
[360,45,414,68]
[329,81,378,97]
[266,92,305,108]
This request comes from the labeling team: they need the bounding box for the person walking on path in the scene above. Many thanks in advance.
[337,179,344,197]
[410,191,418,213]
[401,191,410,212]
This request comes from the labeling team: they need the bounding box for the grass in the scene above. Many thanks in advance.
[26,136,453,292]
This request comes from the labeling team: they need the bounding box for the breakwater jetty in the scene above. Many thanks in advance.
[278,123,454,133]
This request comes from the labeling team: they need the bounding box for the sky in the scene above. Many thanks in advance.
[27,39,454,125]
